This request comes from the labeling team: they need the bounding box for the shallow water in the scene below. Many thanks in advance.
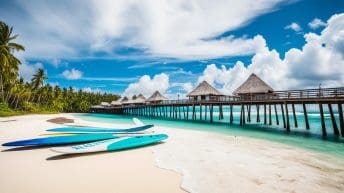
[76,104,344,159]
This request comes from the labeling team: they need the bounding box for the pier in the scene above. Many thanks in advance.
[90,87,344,137]
[90,74,344,138]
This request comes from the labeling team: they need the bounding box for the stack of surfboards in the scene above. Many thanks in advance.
[2,118,168,154]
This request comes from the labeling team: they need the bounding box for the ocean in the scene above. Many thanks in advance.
[76,104,344,158]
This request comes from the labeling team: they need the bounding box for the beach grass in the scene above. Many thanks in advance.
[0,102,58,117]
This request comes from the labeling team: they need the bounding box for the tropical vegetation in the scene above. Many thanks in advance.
[0,21,119,116]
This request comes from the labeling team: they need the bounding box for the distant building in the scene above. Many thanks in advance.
[187,81,223,101]
[146,91,168,103]
[122,93,146,105]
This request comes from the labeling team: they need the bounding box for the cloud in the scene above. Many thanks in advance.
[308,18,327,29]
[1,0,287,60]
[19,60,43,81]
[123,73,169,97]
[285,22,302,32]
[170,82,194,92]
[198,13,344,93]
[62,68,83,80]
[82,87,102,93]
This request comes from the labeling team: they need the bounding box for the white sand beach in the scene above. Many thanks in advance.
[1,114,344,193]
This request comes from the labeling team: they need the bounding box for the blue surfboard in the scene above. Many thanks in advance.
[46,124,154,133]
[2,133,118,147]
[51,134,168,154]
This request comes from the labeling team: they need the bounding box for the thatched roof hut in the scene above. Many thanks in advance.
[187,81,223,101]
[233,73,273,95]
[128,94,146,104]
[147,91,168,103]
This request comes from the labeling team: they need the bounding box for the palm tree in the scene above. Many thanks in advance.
[31,68,47,103]
[0,21,25,102]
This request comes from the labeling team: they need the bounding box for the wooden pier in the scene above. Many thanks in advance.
[90,87,344,138]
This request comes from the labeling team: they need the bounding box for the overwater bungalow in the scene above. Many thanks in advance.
[187,81,223,101]
[233,73,274,100]
[146,91,168,103]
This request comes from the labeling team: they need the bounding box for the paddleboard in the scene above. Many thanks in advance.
[46,124,153,133]
[50,134,168,154]
[2,133,118,147]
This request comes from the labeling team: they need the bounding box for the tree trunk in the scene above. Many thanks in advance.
[0,74,4,101]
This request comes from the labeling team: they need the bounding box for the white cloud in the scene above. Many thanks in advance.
[285,22,302,32]
[62,68,83,80]
[308,18,327,29]
[2,0,286,60]
[82,87,102,93]
[198,13,344,93]
[19,60,43,81]
[123,73,169,97]
[170,82,194,92]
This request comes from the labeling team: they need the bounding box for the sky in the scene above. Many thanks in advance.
[0,0,343,99]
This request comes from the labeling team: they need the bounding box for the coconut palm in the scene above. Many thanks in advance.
[0,21,25,101]
[31,68,47,103]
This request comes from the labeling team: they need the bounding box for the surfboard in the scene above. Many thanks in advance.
[46,124,153,133]
[50,134,168,154]
[2,133,118,147]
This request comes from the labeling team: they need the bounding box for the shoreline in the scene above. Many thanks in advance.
[1,113,344,193]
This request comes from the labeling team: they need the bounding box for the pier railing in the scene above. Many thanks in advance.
[91,87,344,109]
[155,87,344,105]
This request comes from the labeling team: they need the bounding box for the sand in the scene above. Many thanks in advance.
[0,114,185,193]
[153,127,344,193]
[1,114,344,193]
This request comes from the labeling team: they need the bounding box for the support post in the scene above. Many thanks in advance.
[210,105,213,123]
[269,104,272,125]
[285,102,290,132]
[302,103,310,130]
[256,105,260,122]
[319,103,327,137]
[240,104,243,126]
[292,104,298,128]
[328,104,339,136]
[242,104,246,125]
[274,104,279,125]
[230,105,233,124]
[338,103,344,137]
[200,104,202,120]
[281,104,286,128]
[264,104,267,124]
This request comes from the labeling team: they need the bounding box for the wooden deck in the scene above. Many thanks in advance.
[90,87,344,138]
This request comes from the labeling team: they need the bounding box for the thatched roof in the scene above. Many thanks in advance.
[110,100,122,106]
[120,96,129,102]
[147,91,168,102]
[187,81,223,97]
[122,94,146,104]
[233,73,273,95]
[100,102,110,106]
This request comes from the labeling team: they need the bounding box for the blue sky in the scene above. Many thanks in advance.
[0,0,343,98]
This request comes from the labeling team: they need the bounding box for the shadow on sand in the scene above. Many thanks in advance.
[46,141,165,161]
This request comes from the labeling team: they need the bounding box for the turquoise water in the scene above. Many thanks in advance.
[77,104,344,159]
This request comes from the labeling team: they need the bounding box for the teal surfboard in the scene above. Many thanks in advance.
[50,134,168,154]
[46,124,153,133]
[2,134,118,147]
